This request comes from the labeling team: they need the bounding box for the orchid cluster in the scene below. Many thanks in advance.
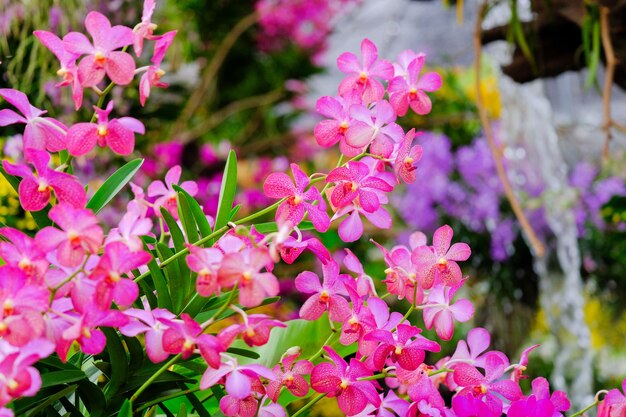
[1,5,624,417]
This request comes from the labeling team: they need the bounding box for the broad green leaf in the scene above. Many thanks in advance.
[213,149,238,237]
[0,166,52,228]
[86,158,143,214]
[177,192,200,243]
[23,385,78,417]
[172,185,212,240]
[177,403,188,417]
[40,370,86,388]
[226,347,260,359]
[157,243,185,312]
[119,399,132,417]
[146,254,173,311]
[160,208,191,300]
[102,328,129,400]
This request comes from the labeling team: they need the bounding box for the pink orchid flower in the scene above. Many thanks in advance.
[345,100,404,158]
[200,354,276,398]
[339,284,377,347]
[295,261,351,322]
[119,301,176,363]
[67,101,145,156]
[258,401,286,417]
[2,149,87,211]
[393,129,423,184]
[105,201,153,252]
[0,89,67,152]
[422,283,474,341]
[508,377,570,417]
[388,54,442,116]
[36,203,103,268]
[411,224,471,288]
[0,338,54,408]
[139,31,177,106]
[148,165,199,220]
[311,346,381,416]
[372,240,420,302]
[510,344,540,382]
[263,163,330,232]
[453,352,523,413]
[314,94,364,157]
[365,324,440,371]
[220,395,258,417]
[88,242,151,309]
[353,391,409,417]
[0,266,48,347]
[598,379,626,417]
[63,11,135,86]
[406,372,447,417]
[266,350,313,402]
[218,247,279,308]
[186,245,224,297]
[162,313,225,362]
[333,203,392,243]
[343,249,377,297]
[33,31,84,110]
[327,160,394,214]
[133,0,157,57]
[392,50,421,79]
[0,227,48,283]
[337,38,393,104]
[452,394,498,417]
[221,313,286,347]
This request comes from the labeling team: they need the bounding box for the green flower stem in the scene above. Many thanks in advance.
[569,400,599,417]
[428,368,453,376]
[357,373,394,381]
[130,353,181,403]
[291,393,327,417]
[308,333,338,362]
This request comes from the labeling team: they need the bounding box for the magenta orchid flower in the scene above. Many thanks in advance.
[263,163,330,232]
[105,201,153,252]
[422,283,474,341]
[36,203,103,268]
[411,224,471,288]
[333,203,392,243]
[453,352,523,412]
[343,249,377,297]
[388,54,442,116]
[311,346,381,416]
[452,394,498,417]
[0,227,48,282]
[314,94,364,157]
[63,11,136,86]
[339,284,377,347]
[508,378,570,417]
[598,379,626,417]
[295,261,351,322]
[200,354,276,398]
[393,129,423,184]
[161,313,225,362]
[365,324,440,371]
[218,247,279,308]
[266,350,313,402]
[139,31,177,106]
[33,30,84,110]
[133,0,157,57]
[88,242,151,309]
[353,391,409,417]
[2,149,86,211]
[220,395,258,417]
[186,245,224,297]
[0,89,67,151]
[0,266,48,347]
[221,313,286,347]
[67,101,145,156]
[119,301,176,363]
[510,344,540,382]
[406,372,447,417]
[345,100,404,158]
[337,38,393,104]
[0,338,54,408]
[148,165,199,220]
[327,160,394,213]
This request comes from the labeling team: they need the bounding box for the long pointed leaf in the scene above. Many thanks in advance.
[86,158,143,214]
[213,150,237,237]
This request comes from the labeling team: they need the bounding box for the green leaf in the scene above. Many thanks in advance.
[119,399,132,417]
[40,370,86,388]
[213,149,238,237]
[177,403,188,417]
[229,204,241,220]
[86,158,143,214]
[160,208,191,300]
[226,347,260,359]
[177,192,200,243]
[172,185,212,241]
[157,243,185,312]
[102,328,129,400]
[0,166,52,228]
[24,385,79,417]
